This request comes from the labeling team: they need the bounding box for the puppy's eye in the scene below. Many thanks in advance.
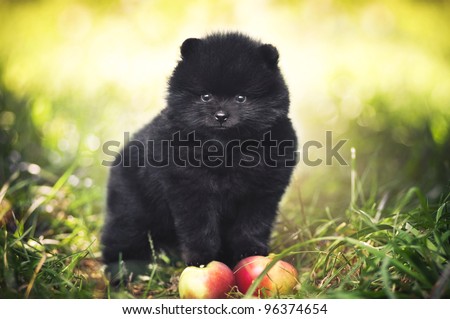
[235,95,247,103]
[201,94,213,102]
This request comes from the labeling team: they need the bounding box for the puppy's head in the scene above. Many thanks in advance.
[166,32,289,133]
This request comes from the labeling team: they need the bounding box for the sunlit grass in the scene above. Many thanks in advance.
[0,151,448,298]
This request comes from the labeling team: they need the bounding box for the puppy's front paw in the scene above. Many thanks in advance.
[182,251,215,267]
[234,246,268,262]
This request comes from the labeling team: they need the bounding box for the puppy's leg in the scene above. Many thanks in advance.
[167,192,221,266]
[224,194,281,266]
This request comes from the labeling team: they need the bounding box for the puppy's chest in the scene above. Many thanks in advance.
[193,139,261,168]
[205,170,241,194]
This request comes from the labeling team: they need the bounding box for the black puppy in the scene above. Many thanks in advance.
[101,32,297,269]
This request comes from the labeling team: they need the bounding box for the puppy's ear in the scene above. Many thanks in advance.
[181,38,201,59]
[259,44,279,69]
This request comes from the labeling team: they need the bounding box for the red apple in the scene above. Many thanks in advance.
[233,255,298,297]
[178,261,236,298]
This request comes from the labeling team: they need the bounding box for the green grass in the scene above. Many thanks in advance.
[0,159,448,298]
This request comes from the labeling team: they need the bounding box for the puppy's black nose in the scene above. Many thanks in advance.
[214,110,229,124]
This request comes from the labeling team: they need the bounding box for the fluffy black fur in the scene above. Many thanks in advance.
[101,32,297,269]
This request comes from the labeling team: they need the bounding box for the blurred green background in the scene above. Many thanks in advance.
[0,0,449,298]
